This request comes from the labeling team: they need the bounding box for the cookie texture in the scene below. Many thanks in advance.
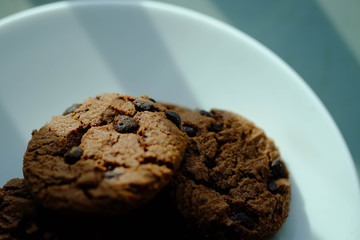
[0,179,192,240]
[165,104,291,240]
[0,178,40,240]
[0,178,157,240]
[23,94,187,215]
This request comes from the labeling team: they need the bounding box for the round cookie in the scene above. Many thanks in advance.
[164,104,291,240]
[23,94,187,215]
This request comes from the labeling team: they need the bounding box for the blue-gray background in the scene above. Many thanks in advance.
[1,0,359,178]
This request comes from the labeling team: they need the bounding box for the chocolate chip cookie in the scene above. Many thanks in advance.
[23,94,187,216]
[164,104,291,240]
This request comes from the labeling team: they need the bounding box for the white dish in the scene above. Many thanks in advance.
[0,1,359,239]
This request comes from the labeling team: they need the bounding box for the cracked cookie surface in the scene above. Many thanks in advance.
[23,93,187,215]
[164,104,291,240]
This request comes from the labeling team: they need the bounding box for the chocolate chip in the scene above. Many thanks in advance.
[133,99,157,112]
[268,180,277,193]
[209,123,222,133]
[149,97,156,103]
[182,125,196,137]
[165,110,181,128]
[270,158,287,179]
[230,212,255,229]
[114,115,139,133]
[64,146,82,164]
[199,110,213,118]
[62,104,81,115]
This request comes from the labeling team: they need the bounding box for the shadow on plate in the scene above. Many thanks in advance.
[68,2,199,108]
[0,101,25,187]
[272,177,320,240]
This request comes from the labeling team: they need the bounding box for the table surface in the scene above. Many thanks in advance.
[1,0,359,180]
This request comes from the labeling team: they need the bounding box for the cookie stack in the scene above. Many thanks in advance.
[0,93,291,240]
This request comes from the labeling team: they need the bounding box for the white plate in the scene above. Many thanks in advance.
[0,1,359,239]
